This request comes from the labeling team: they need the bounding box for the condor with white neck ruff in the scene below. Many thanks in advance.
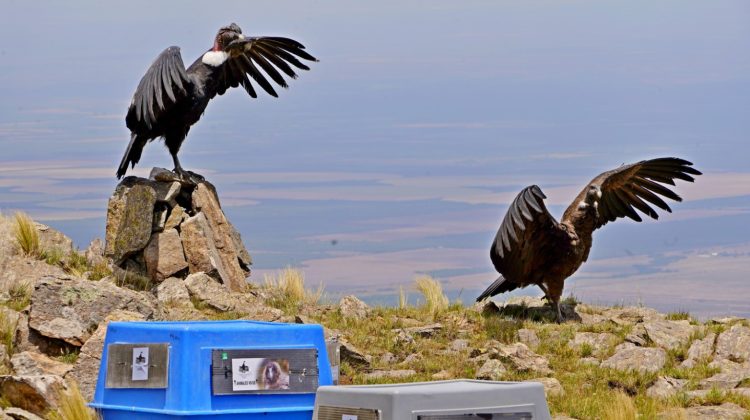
[118,23,317,181]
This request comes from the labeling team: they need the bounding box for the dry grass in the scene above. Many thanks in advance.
[601,391,638,420]
[5,280,32,311]
[399,286,407,309]
[13,211,40,257]
[48,381,100,420]
[0,310,17,355]
[263,267,324,313]
[414,275,448,319]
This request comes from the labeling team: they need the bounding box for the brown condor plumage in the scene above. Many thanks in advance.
[117,23,317,181]
[477,157,701,322]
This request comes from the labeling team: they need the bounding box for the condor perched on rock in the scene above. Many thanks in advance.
[477,157,701,322]
[117,23,317,181]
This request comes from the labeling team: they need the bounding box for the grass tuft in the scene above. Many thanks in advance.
[6,280,32,311]
[113,269,153,291]
[399,285,407,309]
[48,381,100,420]
[13,211,40,257]
[483,315,523,344]
[414,275,448,319]
[263,267,323,313]
[665,311,691,321]
[601,391,637,420]
[0,310,17,355]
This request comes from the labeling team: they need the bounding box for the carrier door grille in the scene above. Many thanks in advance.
[317,406,380,420]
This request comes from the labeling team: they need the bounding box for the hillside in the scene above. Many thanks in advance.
[0,212,749,419]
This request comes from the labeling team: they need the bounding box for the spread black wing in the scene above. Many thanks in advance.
[563,157,701,230]
[126,46,191,131]
[478,186,560,300]
[218,37,317,98]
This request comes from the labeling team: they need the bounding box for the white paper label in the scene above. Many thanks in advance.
[342,415,358,420]
[132,347,149,381]
[231,358,290,391]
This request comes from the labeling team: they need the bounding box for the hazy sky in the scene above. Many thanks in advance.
[1,1,749,317]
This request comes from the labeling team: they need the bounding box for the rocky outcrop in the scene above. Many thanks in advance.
[642,319,694,350]
[715,325,750,363]
[681,332,715,368]
[475,359,506,380]
[104,170,251,291]
[29,275,155,346]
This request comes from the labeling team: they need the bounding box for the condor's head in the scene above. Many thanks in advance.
[577,185,602,218]
[202,23,244,66]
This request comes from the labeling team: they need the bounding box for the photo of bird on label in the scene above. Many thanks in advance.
[131,347,149,381]
[231,358,290,391]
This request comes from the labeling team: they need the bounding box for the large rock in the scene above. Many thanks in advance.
[527,377,565,397]
[144,229,188,281]
[684,403,748,419]
[35,222,74,256]
[191,183,248,291]
[681,332,715,368]
[643,319,694,350]
[156,276,191,305]
[0,375,66,417]
[489,342,551,375]
[517,329,540,348]
[715,325,750,363]
[105,179,157,264]
[181,213,232,286]
[339,295,370,320]
[184,272,233,311]
[3,407,44,420]
[29,275,155,346]
[475,359,506,380]
[66,310,146,401]
[646,376,687,398]
[606,306,663,325]
[699,369,750,390]
[601,346,666,373]
[10,351,73,376]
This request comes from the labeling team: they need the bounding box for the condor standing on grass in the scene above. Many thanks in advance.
[477,158,701,322]
[117,23,317,181]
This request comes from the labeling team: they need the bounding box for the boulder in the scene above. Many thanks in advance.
[624,324,648,346]
[517,329,540,348]
[681,332,715,368]
[450,339,470,352]
[83,238,105,267]
[3,407,45,420]
[105,179,157,264]
[164,205,187,230]
[715,325,750,363]
[601,346,666,373]
[475,359,506,380]
[646,376,687,398]
[29,275,155,346]
[489,342,551,375]
[143,229,188,281]
[66,310,145,400]
[181,213,233,286]
[184,272,232,311]
[10,351,73,376]
[339,339,371,368]
[393,323,443,338]
[642,319,694,350]
[699,369,750,390]
[35,222,74,256]
[338,295,369,320]
[0,375,66,417]
[191,183,248,291]
[156,276,191,305]
[527,377,565,397]
[684,403,747,420]
[606,306,663,325]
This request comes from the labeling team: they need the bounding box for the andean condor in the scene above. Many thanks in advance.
[477,157,701,322]
[117,23,317,180]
